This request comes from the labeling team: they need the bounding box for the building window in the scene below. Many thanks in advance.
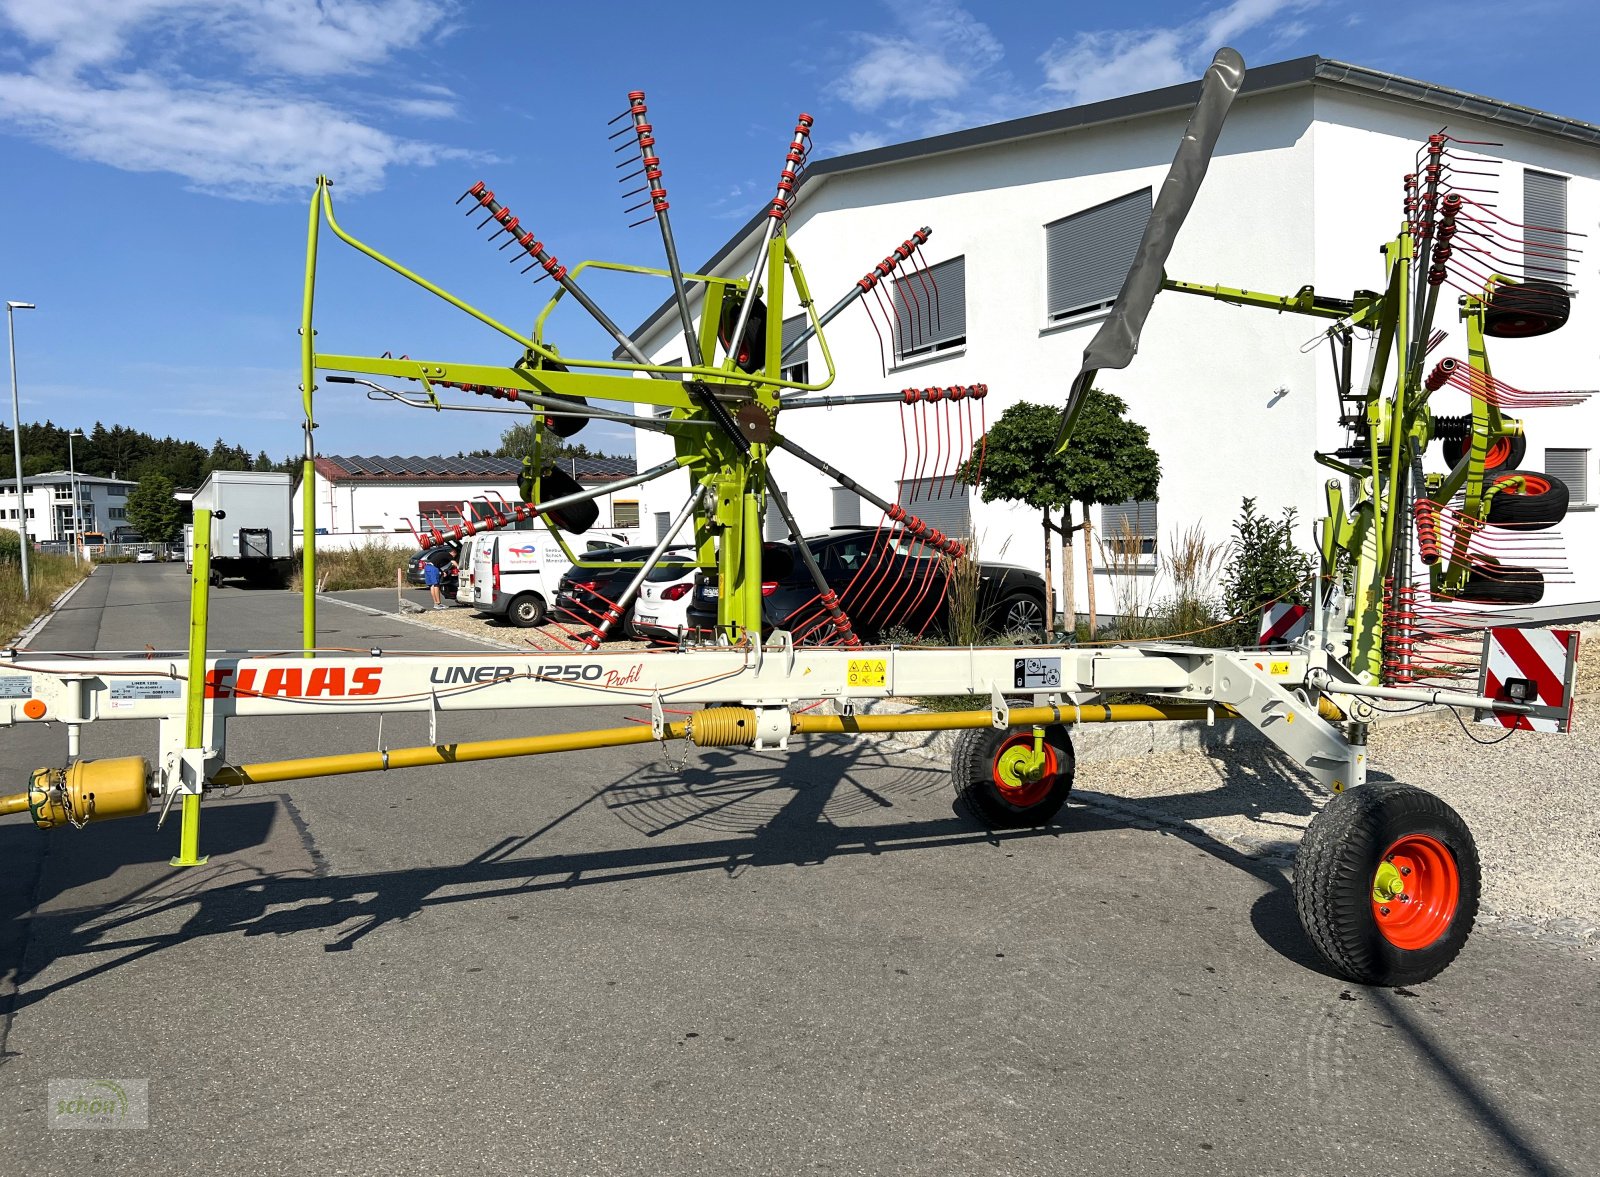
[53,485,72,500]
[1524,170,1569,283]
[654,511,671,541]
[895,476,970,543]
[831,485,860,528]
[651,358,681,417]
[780,314,809,385]
[417,500,465,530]
[892,256,966,363]
[1545,448,1590,505]
[1046,188,1152,324]
[1100,500,1158,562]
[108,507,126,519]
[612,500,641,529]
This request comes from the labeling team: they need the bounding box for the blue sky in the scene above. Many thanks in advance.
[1,0,1594,463]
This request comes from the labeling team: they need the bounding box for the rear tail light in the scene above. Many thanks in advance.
[761,581,778,597]
[663,582,693,601]
[492,554,501,594]
[572,580,599,592]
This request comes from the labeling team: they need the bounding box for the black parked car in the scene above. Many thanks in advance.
[406,541,460,593]
[554,544,693,636]
[685,527,1046,642]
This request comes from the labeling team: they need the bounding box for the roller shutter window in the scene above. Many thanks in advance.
[831,485,861,528]
[612,500,641,529]
[780,314,809,384]
[1544,448,1589,505]
[1047,188,1153,323]
[764,495,787,541]
[1099,500,1158,560]
[651,358,682,417]
[1523,170,1569,284]
[895,476,971,544]
[892,256,966,361]
[655,511,671,541]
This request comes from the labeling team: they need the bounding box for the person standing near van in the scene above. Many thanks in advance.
[424,557,445,610]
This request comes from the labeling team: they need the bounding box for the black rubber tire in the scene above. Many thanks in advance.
[532,466,600,534]
[507,592,547,628]
[952,725,1074,828]
[1294,783,1480,986]
[1484,470,1569,530]
[1441,432,1525,473]
[718,293,767,373]
[1457,564,1544,605]
[1483,278,1569,339]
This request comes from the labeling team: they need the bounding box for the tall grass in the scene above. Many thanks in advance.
[1,553,90,643]
[943,543,984,645]
[289,540,413,592]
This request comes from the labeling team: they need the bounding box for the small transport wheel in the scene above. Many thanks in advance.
[507,592,547,628]
[1294,783,1480,986]
[1484,470,1569,530]
[1456,562,1544,605]
[952,725,1074,827]
[1483,278,1570,339]
[1440,432,1525,473]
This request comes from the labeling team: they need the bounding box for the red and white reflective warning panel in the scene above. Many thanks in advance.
[1476,627,1580,733]
[1259,603,1309,646]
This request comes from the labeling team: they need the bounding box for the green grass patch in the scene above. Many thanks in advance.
[1,553,89,643]
[289,540,414,592]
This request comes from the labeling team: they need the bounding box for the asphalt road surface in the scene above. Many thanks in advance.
[2,563,1596,1175]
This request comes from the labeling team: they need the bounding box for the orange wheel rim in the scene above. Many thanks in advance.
[991,735,1057,808]
[1494,473,1548,496]
[1485,437,1509,467]
[1372,834,1459,950]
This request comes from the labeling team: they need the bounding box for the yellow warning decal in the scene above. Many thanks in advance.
[1269,660,1291,676]
[847,659,887,688]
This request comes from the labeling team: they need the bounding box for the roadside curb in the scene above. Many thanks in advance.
[11,566,96,650]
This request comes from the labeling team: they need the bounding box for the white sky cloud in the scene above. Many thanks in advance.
[1041,0,1318,106]
[832,0,1004,112]
[0,0,466,198]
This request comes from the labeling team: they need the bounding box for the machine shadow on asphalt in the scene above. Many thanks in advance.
[7,734,1355,1008]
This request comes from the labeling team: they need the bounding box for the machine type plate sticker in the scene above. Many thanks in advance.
[0,676,32,698]
[1014,657,1061,690]
[847,658,887,688]
[108,679,183,701]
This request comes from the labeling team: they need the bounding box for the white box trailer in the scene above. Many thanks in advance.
[190,471,294,586]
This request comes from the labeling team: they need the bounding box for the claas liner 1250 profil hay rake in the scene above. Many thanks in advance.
[0,49,1586,987]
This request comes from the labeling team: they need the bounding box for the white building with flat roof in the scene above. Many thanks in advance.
[626,54,1600,616]
[0,471,137,544]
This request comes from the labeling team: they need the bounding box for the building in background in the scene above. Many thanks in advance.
[627,55,1599,614]
[0,471,136,545]
[292,454,642,549]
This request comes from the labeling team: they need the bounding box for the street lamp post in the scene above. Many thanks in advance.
[67,429,85,564]
[6,300,35,600]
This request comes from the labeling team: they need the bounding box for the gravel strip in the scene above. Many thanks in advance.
[388,602,654,654]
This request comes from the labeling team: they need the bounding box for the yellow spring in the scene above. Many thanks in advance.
[689,707,758,748]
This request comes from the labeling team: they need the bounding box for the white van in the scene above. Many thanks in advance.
[458,530,569,627]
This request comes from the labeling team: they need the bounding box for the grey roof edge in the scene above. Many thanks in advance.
[618,53,1600,352]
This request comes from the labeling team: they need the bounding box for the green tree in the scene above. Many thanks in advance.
[126,472,184,543]
[489,420,622,465]
[959,392,1160,635]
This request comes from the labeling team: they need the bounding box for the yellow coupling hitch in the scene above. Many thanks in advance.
[0,758,152,830]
